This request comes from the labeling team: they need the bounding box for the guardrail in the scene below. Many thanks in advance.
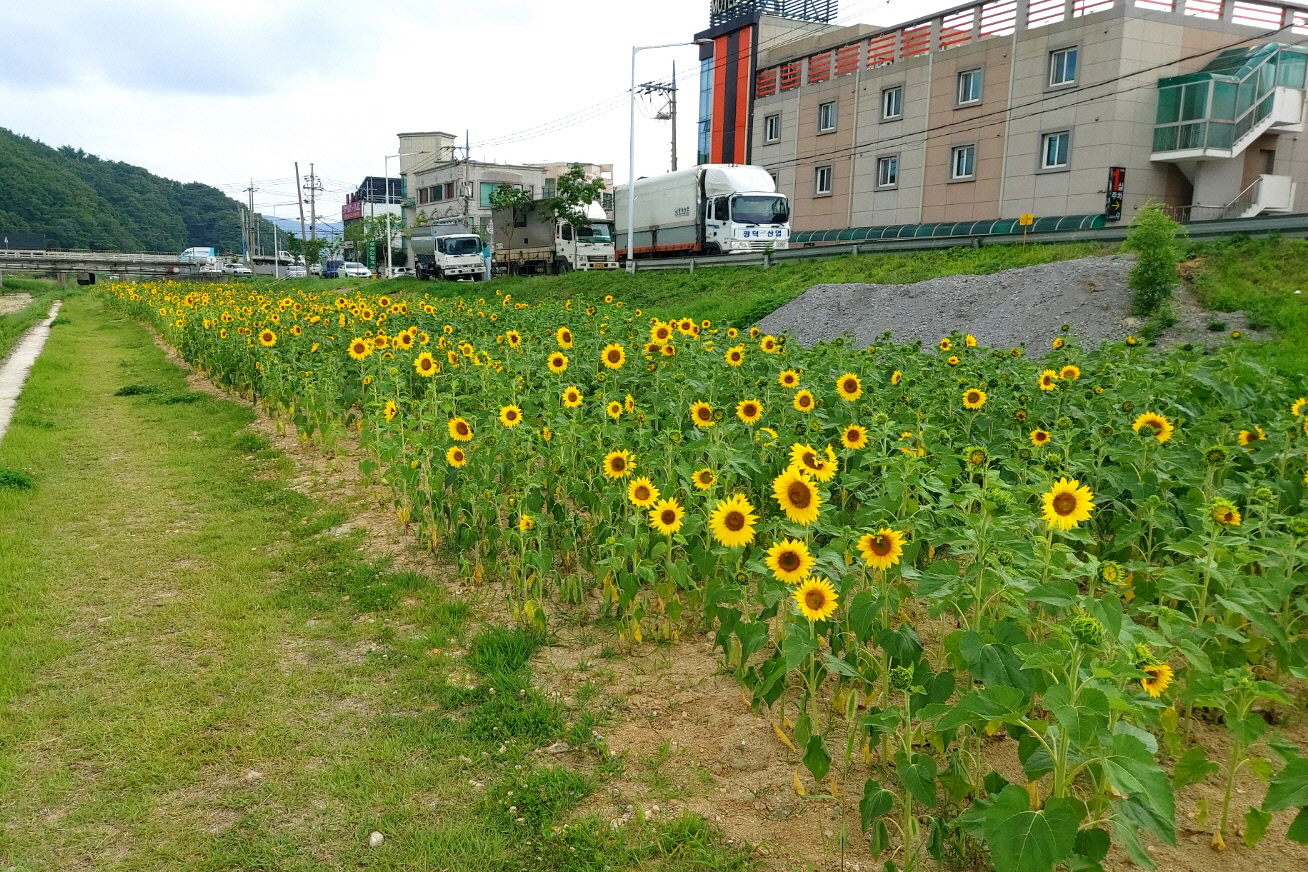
[628,213,1308,272]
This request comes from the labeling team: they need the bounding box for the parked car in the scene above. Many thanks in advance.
[285,265,307,278]
[222,262,253,276]
[385,266,413,279]
[338,261,373,279]
[309,263,322,275]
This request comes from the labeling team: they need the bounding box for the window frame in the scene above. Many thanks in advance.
[1039,130,1072,171]
[881,85,903,121]
[875,154,899,189]
[1049,46,1079,88]
[817,101,837,134]
[949,144,977,182]
[814,164,834,196]
[956,68,982,106]
[763,113,781,143]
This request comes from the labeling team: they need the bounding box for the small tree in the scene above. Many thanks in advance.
[487,164,608,228]
[1123,202,1187,316]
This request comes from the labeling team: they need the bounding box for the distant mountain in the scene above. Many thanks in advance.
[260,215,344,240]
[0,126,263,254]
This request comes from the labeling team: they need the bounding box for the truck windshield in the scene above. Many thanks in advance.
[441,237,482,256]
[731,196,790,225]
[576,223,614,243]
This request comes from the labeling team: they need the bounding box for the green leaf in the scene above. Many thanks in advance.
[1173,746,1220,789]
[783,630,817,671]
[1243,807,1273,848]
[1113,811,1157,869]
[803,734,831,782]
[848,590,879,641]
[1102,734,1175,843]
[982,785,1079,872]
[916,559,961,598]
[895,752,938,809]
[1074,826,1110,862]
[1286,807,1308,843]
[959,631,1036,693]
[877,625,923,665]
[860,778,895,831]
[938,686,1027,731]
[1264,757,1308,811]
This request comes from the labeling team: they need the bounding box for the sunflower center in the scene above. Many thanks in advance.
[634,486,650,501]
[799,395,811,407]
[871,535,892,556]
[507,410,518,421]
[802,452,816,468]
[744,404,757,416]
[612,457,626,472]
[843,379,857,393]
[1052,492,1077,515]
[607,350,621,362]
[724,511,745,532]
[787,481,812,509]
[661,510,676,525]
[967,392,980,403]
[804,589,827,610]
[778,551,800,571]
[697,408,711,420]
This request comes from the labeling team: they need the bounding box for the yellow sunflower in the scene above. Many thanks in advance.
[650,321,673,344]
[603,449,635,479]
[499,405,523,428]
[259,329,277,347]
[1132,412,1174,444]
[648,498,685,536]
[891,370,902,386]
[765,538,816,583]
[446,446,467,468]
[841,425,869,450]
[1140,663,1173,698]
[947,355,960,367]
[793,389,816,413]
[1052,337,1065,349]
[556,326,574,348]
[627,476,660,508]
[1061,364,1081,380]
[414,352,438,377]
[449,417,473,442]
[692,468,716,491]
[1290,397,1307,417]
[789,443,836,482]
[760,335,778,353]
[736,399,764,425]
[1030,429,1052,447]
[962,388,987,410]
[938,338,952,351]
[858,528,905,570]
[690,401,716,428]
[1039,370,1059,391]
[347,336,371,359]
[548,352,568,373]
[562,386,584,408]
[708,494,758,548]
[725,346,745,367]
[607,401,623,420]
[778,369,800,389]
[601,343,626,370]
[772,468,822,525]
[965,333,978,348]
[1042,477,1095,531]
[1210,499,1241,527]
[383,400,398,422]
[793,577,839,622]
[1238,426,1265,446]
[836,373,863,402]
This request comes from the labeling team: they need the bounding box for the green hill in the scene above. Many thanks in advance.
[0,127,252,254]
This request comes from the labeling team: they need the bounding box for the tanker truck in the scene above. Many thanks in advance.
[490,201,617,275]
[410,217,485,281]
[614,164,790,261]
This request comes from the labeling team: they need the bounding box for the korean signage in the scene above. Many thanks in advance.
[342,200,364,222]
[1106,166,1126,221]
[709,0,836,25]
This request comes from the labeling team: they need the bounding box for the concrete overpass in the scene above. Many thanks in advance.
[0,248,191,282]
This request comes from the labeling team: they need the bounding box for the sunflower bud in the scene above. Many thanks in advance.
[1070,612,1105,648]
[1098,561,1125,586]
[1056,416,1074,431]
[1288,518,1308,537]
[888,665,914,692]
[1253,486,1274,503]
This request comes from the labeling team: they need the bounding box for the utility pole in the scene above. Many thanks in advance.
[295,161,307,242]
[244,179,256,260]
[462,130,470,220]
[304,163,323,241]
[638,72,678,172]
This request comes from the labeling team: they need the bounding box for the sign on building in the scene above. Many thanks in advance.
[1106,167,1126,221]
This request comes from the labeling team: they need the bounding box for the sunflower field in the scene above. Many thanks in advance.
[105,279,1308,872]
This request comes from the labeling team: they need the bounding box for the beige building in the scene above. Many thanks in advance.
[695,0,1308,235]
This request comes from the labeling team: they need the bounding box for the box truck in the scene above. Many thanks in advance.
[410,218,485,281]
[614,164,790,260]
[491,201,617,275]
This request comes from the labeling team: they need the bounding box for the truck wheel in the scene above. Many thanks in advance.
[434,267,444,280]
[554,259,572,275]
[704,243,722,256]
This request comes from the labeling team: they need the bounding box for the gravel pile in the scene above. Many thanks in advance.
[755,254,1252,351]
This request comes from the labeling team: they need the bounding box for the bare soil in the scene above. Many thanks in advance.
[0,292,33,315]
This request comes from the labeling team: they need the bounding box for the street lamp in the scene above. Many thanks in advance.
[382,150,435,279]
[627,39,711,274]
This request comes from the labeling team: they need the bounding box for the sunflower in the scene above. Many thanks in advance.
[793,577,839,622]
[690,401,716,428]
[962,388,987,410]
[793,390,816,413]
[446,445,467,468]
[1140,663,1173,698]
[778,370,800,389]
[601,343,626,369]
[728,399,762,425]
[947,355,960,367]
[1126,335,1139,346]
[449,417,473,442]
[650,321,673,344]
[1042,477,1095,531]
[1238,426,1266,446]
[606,401,623,420]
[836,373,863,401]
[394,331,415,350]
[1052,337,1065,349]
[757,427,778,447]
[259,329,277,347]
[858,528,905,570]
[938,338,952,351]
[627,476,660,507]
[765,538,816,583]
[1039,370,1059,391]
[518,514,534,532]
[891,370,902,386]
[414,352,438,377]
[648,498,685,536]
[562,386,584,408]
[603,449,635,479]
[1132,412,1174,444]
[625,394,636,413]
[841,424,869,450]
[692,468,716,490]
[965,333,978,348]
[789,443,837,482]
[1030,429,1051,447]
[760,335,778,353]
[708,494,758,548]
[552,326,573,348]
[383,400,398,422]
[1291,397,1307,417]
[1210,499,1241,527]
[725,346,745,367]
[1060,364,1081,380]
[772,468,822,525]
[499,405,523,428]
[548,352,568,373]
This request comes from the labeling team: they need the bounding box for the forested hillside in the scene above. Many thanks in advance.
[0,127,249,253]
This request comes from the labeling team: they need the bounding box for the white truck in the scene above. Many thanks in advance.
[180,246,224,275]
[490,201,618,275]
[614,164,790,260]
[410,218,485,281]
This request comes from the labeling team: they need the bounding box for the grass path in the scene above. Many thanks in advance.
[0,293,745,871]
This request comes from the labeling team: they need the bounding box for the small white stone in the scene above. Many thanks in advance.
[368,831,384,848]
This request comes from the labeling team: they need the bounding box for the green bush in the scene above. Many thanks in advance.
[1123,202,1186,316]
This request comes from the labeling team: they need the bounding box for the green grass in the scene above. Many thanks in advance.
[389,242,1106,325]
[0,276,66,361]
[0,293,750,871]
[1185,236,1308,374]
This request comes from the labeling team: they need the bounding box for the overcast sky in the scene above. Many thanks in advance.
[2,0,953,222]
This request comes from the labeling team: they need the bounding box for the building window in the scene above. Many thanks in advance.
[814,164,833,196]
[957,69,982,105]
[876,155,899,188]
[1049,47,1078,87]
[882,86,902,120]
[602,192,615,211]
[1041,131,1071,169]
[543,178,556,199]
[950,144,976,180]
[817,101,837,133]
[764,113,781,143]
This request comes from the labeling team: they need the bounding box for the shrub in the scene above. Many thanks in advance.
[1123,202,1186,316]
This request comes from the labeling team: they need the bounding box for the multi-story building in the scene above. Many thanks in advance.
[694,0,1308,234]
